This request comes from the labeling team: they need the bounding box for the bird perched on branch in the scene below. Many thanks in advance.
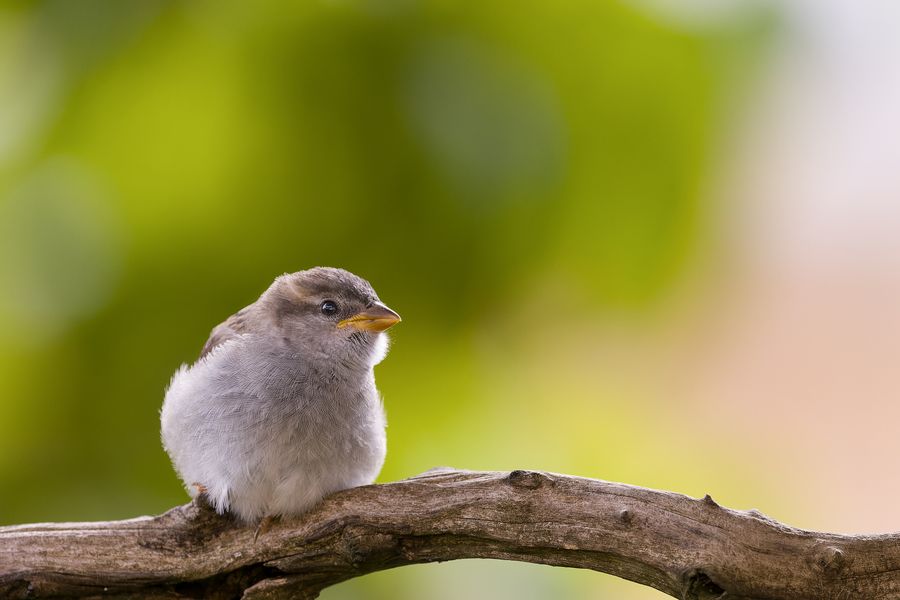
[160,267,400,522]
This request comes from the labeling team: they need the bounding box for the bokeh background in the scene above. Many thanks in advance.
[2,0,900,597]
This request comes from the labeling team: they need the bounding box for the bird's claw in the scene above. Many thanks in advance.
[254,515,278,542]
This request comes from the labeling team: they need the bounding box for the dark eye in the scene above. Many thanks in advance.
[320,300,338,316]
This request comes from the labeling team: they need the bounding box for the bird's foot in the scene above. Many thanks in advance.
[254,515,279,542]
[190,482,213,509]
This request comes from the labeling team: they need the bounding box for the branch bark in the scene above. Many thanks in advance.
[2,468,899,599]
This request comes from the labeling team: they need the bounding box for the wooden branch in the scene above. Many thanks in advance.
[2,468,899,599]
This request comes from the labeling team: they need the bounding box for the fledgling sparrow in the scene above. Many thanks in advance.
[160,267,400,522]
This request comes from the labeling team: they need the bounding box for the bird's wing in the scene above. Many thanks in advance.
[199,306,253,360]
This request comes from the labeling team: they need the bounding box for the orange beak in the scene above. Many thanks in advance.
[337,302,401,333]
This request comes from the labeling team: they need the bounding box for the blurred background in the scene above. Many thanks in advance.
[2,0,899,597]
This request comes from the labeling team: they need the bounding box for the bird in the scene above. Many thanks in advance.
[160,267,400,523]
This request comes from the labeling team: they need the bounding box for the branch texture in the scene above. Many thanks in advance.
[2,468,899,599]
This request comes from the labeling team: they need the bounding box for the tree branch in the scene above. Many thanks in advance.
[2,468,899,599]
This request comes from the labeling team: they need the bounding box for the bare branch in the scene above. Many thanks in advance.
[2,469,899,599]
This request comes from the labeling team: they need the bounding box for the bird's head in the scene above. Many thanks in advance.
[264,267,400,367]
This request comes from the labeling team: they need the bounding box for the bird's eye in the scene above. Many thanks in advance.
[320,300,338,316]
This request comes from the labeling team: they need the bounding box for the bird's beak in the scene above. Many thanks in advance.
[338,302,401,332]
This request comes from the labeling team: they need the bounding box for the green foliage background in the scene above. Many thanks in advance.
[0,1,769,597]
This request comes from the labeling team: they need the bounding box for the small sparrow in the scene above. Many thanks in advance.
[160,267,400,522]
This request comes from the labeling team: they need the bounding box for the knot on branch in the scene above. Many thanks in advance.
[340,526,398,568]
[506,470,553,489]
[682,569,726,600]
[701,494,720,508]
[814,544,847,575]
